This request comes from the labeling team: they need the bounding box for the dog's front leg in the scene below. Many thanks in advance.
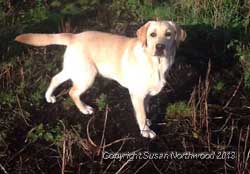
[144,95,152,127]
[130,93,156,139]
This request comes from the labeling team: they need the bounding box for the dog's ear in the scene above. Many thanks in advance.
[136,21,151,47]
[169,21,186,47]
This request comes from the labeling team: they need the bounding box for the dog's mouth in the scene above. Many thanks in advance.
[154,49,165,57]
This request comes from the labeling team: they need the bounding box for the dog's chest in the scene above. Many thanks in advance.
[148,58,170,96]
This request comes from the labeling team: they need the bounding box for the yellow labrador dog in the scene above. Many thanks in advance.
[15,21,186,139]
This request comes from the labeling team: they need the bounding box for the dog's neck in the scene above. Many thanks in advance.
[152,56,170,81]
[134,43,174,76]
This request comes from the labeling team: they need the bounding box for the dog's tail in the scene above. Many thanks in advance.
[15,33,73,46]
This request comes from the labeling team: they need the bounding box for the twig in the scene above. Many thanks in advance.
[134,160,150,174]
[57,89,69,98]
[244,150,250,173]
[114,149,141,174]
[16,95,30,126]
[103,138,129,174]
[226,119,235,147]
[99,106,108,172]
[87,116,97,147]
[189,86,197,130]
[243,126,249,173]
[61,136,66,174]
[60,120,66,174]
[223,76,243,109]
[71,127,93,159]
[213,114,232,133]
[151,160,163,174]
[204,60,211,152]
[237,128,242,174]
[103,137,135,148]
[7,144,30,164]
[0,163,8,174]
[99,139,106,172]
[98,106,109,156]
[103,159,115,174]
[114,158,132,174]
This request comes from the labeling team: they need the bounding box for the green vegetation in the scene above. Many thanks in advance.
[0,0,249,173]
[26,122,63,143]
[236,43,250,88]
[213,80,225,93]
[0,91,16,107]
[166,101,192,119]
[97,93,108,111]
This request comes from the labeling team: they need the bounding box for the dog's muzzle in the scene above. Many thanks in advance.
[155,43,165,56]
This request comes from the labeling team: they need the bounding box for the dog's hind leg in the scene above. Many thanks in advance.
[62,44,97,114]
[45,70,69,103]
[69,72,96,114]
[69,85,94,115]
[68,61,97,115]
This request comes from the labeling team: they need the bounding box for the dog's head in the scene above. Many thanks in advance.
[136,21,186,57]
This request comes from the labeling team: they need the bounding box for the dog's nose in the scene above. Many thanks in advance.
[156,43,165,50]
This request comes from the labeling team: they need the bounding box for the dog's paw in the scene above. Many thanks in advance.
[80,105,94,115]
[46,95,56,103]
[140,129,156,139]
[146,119,152,127]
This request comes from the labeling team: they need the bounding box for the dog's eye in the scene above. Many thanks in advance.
[165,32,171,37]
[150,32,157,37]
